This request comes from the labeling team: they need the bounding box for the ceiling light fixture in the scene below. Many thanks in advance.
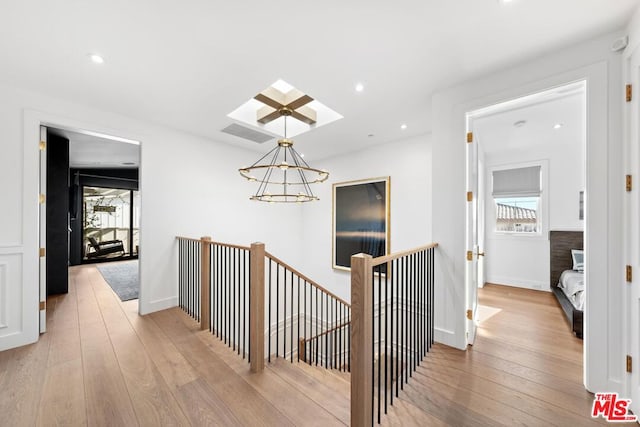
[401,124,407,130]
[89,54,104,64]
[239,107,328,203]
[553,123,564,129]
[355,83,364,92]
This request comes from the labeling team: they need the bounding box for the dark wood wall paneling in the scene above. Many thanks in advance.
[549,230,584,288]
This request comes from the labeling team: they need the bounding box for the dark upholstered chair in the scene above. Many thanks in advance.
[87,236,125,258]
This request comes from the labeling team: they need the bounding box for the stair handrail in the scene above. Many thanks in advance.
[265,251,350,307]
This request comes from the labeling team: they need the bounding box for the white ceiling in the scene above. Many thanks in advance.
[1,0,637,161]
[50,127,140,168]
[473,83,585,153]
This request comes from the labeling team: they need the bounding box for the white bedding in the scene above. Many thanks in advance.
[558,270,585,311]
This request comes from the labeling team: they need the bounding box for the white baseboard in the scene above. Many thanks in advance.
[486,276,551,292]
[434,327,465,350]
[140,296,178,315]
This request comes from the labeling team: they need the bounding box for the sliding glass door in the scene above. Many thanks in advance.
[82,186,139,260]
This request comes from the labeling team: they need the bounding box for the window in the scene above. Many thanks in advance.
[492,165,541,234]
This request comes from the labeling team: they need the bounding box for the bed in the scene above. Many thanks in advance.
[549,230,584,339]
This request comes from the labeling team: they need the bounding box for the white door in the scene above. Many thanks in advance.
[39,125,47,333]
[465,123,480,345]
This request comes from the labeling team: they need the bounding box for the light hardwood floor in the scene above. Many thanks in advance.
[0,267,627,426]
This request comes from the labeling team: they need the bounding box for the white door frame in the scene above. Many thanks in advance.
[448,61,617,394]
[624,43,640,413]
[38,126,47,333]
[20,110,143,347]
[465,116,480,345]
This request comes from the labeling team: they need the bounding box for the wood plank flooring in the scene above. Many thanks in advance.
[0,267,625,426]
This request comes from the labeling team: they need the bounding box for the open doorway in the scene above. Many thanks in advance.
[465,81,586,349]
[40,125,141,330]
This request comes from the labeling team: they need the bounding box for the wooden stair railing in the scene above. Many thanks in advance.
[176,236,351,374]
[264,251,351,370]
[299,320,351,371]
[350,243,438,427]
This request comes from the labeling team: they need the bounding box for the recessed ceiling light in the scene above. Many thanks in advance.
[355,83,364,92]
[400,124,407,130]
[90,54,104,64]
[553,123,564,129]
[499,0,514,4]
[513,120,527,128]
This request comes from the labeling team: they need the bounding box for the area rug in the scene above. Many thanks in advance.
[97,260,139,301]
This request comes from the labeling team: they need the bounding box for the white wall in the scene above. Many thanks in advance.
[299,134,432,303]
[0,81,304,351]
[432,30,624,397]
[483,137,584,290]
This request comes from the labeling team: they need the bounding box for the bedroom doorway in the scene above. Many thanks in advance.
[465,81,586,348]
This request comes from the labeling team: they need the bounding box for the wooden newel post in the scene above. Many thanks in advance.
[200,236,211,331]
[351,253,373,427]
[299,338,306,363]
[250,242,266,373]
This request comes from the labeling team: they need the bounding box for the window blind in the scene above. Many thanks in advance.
[492,165,541,197]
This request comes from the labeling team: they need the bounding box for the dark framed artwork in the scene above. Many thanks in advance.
[332,177,390,271]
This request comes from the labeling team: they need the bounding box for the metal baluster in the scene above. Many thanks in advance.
[316,286,319,366]
[304,280,308,363]
[211,245,214,330]
[291,271,294,363]
[268,259,272,363]
[283,266,287,360]
[418,251,422,361]
[384,261,388,413]
[248,250,251,363]
[244,248,247,357]
[340,303,343,371]
[227,246,231,342]
[420,251,427,361]
[411,253,415,376]
[391,258,395,404]
[404,256,408,384]
[371,264,375,425]
[324,293,328,368]
[219,245,222,339]
[400,257,405,390]
[186,241,190,315]
[431,249,435,347]
[347,306,351,372]
[211,245,215,334]
[196,241,200,321]
[297,276,300,362]
[276,263,280,358]
[178,241,182,310]
[233,248,236,352]
[377,265,381,424]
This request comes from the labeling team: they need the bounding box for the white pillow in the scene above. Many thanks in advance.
[571,249,584,272]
